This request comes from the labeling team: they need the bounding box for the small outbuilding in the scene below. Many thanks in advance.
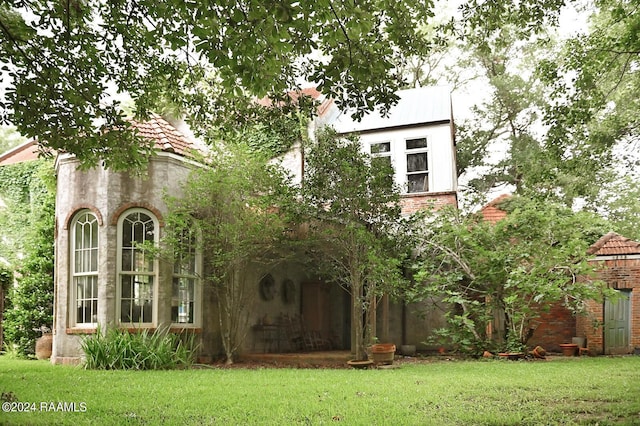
[577,232,640,355]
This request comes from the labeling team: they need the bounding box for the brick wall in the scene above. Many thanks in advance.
[401,191,457,215]
[577,257,640,355]
[576,299,604,354]
[528,304,576,352]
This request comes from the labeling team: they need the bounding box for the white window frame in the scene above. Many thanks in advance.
[404,136,430,194]
[116,208,159,327]
[70,210,99,328]
[171,225,202,328]
[370,141,392,161]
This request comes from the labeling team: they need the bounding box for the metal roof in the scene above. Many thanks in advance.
[328,86,453,134]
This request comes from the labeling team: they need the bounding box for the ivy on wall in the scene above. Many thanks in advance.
[0,159,55,356]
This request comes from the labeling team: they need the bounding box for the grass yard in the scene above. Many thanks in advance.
[1,356,639,425]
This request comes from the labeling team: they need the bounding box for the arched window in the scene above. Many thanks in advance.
[172,225,201,326]
[118,209,158,325]
[71,211,99,326]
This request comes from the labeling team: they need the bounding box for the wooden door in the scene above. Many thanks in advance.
[301,282,331,340]
[604,290,631,355]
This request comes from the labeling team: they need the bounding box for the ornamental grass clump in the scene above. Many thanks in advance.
[81,327,198,370]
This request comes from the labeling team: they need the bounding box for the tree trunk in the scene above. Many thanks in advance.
[352,283,365,360]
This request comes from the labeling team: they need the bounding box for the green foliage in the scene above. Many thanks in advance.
[537,0,640,208]
[1,160,55,356]
[0,1,435,169]
[81,327,198,370]
[598,175,640,241]
[0,125,27,154]
[410,196,611,355]
[164,141,293,364]
[298,127,409,360]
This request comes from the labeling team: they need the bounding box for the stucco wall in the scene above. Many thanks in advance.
[52,153,195,364]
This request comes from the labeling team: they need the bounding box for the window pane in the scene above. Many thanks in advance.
[407,174,428,193]
[120,275,154,323]
[406,138,427,150]
[172,277,195,324]
[371,142,391,154]
[407,152,428,172]
[75,275,98,324]
[174,228,197,275]
[121,212,155,272]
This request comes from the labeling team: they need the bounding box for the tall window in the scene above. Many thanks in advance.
[71,211,99,326]
[405,137,429,193]
[172,226,200,326]
[118,210,157,325]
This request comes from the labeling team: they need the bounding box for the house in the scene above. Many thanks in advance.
[46,86,458,364]
[577,232,640,355]
[0,140,42,166]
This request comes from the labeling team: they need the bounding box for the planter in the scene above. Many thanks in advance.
[531,346,546,359]
[371,343,396,365]
[35,333,53,360]
[347,359,374,369]
[559,343,578,357]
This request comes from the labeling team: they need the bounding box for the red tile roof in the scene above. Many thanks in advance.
[0,140,42,165]
[480,194,510,224]
[130,114,200,157]
[587,232,640,256]
[2,115,201,166]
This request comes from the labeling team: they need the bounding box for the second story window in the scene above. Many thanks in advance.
[406,137,429,193]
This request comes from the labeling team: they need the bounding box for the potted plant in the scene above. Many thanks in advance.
[498,335,526,360]
[34,325,52,360]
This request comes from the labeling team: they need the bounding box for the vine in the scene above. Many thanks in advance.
[0,159,55,356]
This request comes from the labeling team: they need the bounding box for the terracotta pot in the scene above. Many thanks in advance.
[347,359,374,369]
[35,333,53,360]
[559,343,578,357]
[371,343,396,365]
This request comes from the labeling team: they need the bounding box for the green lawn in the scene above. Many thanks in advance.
[1,356,639,425]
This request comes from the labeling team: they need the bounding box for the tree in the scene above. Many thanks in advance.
[298,128,408,361]
[409,196,611,355]
[163,142,292,364]
[0,1,436,169]
[455,26,553,206]
[538,0,640,208]
[595,174,640,242]
[0,125,27,154]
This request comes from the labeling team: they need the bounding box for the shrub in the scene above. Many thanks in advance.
[81,327,199,370]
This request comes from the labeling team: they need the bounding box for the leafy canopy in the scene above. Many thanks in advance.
[298,127,408,360]
[163,141,293,364]
[0,1,435,169]
[409,196,611,354]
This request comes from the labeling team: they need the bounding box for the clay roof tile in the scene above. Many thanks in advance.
[587,232,640,256]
